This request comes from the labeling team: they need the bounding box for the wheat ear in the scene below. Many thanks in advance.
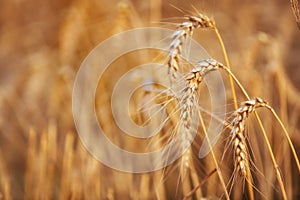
[231,97,268,177]
[180,58,221,169]
[179,58,230,199]
[179,65,201,171]
[218,61,299,199]
[168,14,214,79]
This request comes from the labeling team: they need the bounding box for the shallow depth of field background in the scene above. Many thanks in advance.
[0,0,300,199]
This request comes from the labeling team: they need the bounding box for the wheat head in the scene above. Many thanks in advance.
[168,14,215,79]
[179,58,222,169]
[231,97,268,177]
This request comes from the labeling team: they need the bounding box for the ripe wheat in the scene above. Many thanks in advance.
[179,58,224,170]
[230,97,269,177]
[168,14,215,79]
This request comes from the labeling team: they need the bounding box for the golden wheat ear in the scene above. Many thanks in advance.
[230,96,300,175]
[229,97,300,200]
[167,14,215,79]
[177,58,230,199]
[179,58,221,171]
[230,98,268,178]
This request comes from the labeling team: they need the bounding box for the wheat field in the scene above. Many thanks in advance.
[0,0,300,199]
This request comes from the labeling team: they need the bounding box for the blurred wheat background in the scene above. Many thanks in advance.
[0,0,300,199]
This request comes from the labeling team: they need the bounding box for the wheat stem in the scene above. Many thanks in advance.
[214,27,238,110]
[253,112,288,200]
[214,33,254,199]
[268,108,300,172]
[183,168,217,200]
[198,110,230,200]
